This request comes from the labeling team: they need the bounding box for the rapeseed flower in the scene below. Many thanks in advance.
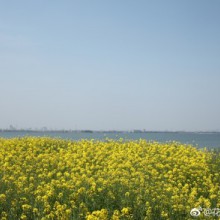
[0,137,219,219]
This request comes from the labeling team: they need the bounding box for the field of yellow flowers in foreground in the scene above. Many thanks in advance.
[0,138,219,220]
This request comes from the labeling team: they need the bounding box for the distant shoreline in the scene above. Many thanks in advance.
[0,129,220,134]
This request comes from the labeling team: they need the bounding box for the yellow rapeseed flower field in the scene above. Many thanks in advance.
[0,137,219,219]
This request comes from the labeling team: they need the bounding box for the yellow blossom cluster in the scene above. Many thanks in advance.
[0,137,219,219]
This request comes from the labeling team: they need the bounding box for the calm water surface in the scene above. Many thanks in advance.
[1,131,220,149]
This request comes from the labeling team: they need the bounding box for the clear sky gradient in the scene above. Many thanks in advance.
[1,1,220,131]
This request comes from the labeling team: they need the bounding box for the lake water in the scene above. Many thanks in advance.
[1,131,220,149]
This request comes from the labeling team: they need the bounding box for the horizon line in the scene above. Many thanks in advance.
[1,128,220,133]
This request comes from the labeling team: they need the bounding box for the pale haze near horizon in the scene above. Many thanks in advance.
[0,1,220,131]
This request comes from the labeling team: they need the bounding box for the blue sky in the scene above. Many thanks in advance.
[1,1,220,131]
